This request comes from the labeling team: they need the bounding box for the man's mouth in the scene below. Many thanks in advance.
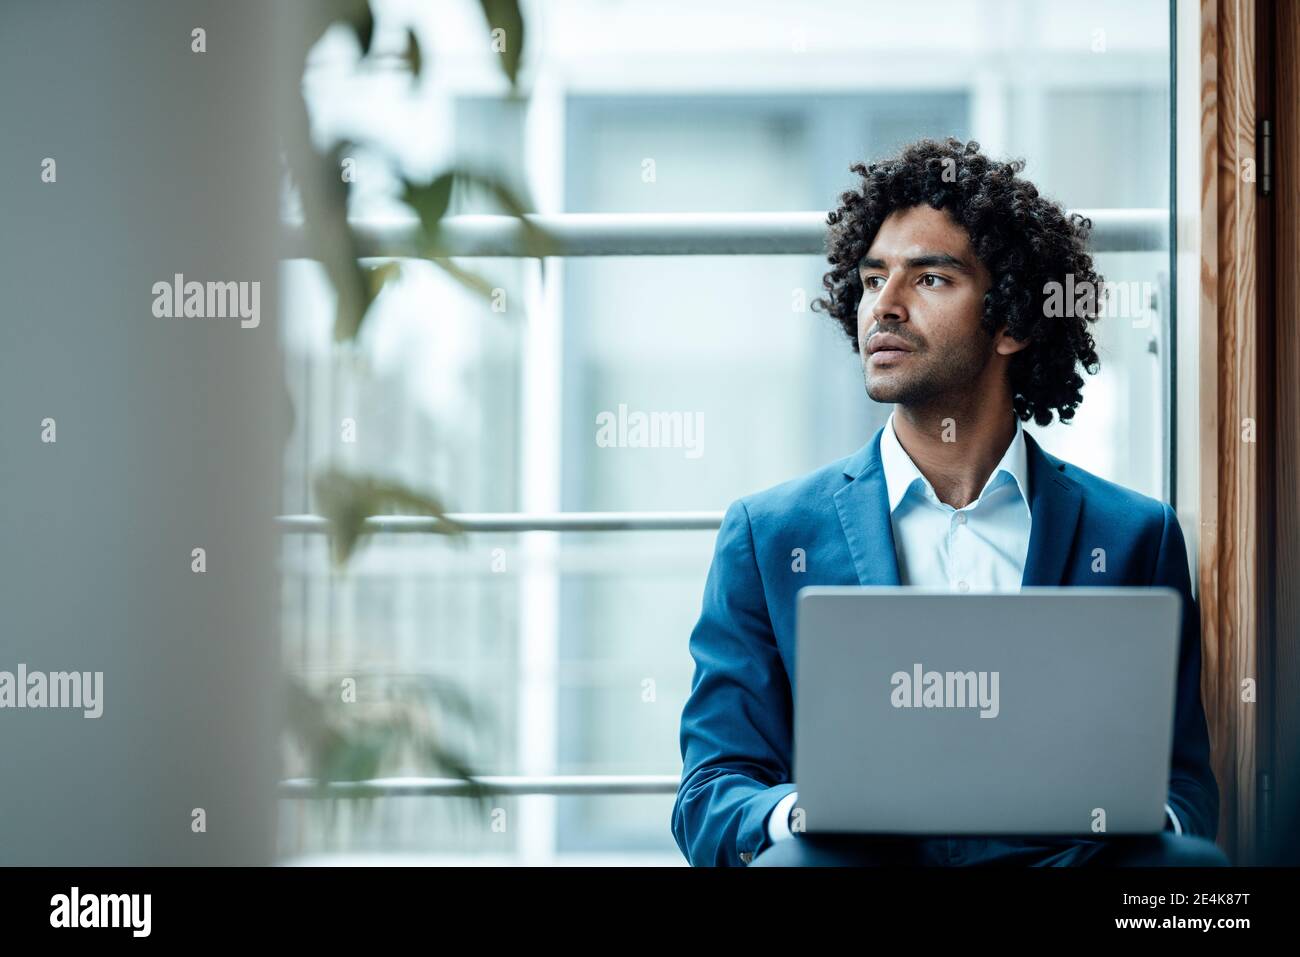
[867,333,915,362]
[868,348,910,365]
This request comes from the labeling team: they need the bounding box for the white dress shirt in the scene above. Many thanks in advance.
[767,412,1183,843]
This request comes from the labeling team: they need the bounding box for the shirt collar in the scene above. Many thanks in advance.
[878,411,1029,513]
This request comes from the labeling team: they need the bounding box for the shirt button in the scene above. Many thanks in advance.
[954,513,967,525]
[956,580,970,593]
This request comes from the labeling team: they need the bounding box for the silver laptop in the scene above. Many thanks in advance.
[793,587,1181,836]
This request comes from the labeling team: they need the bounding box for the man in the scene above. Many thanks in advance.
[670,138,1226,867]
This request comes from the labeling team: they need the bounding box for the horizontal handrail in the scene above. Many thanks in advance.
[281,208,1166,259]
[277,511,726,533]
[280,774,681,798]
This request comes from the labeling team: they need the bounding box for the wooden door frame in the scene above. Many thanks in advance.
[1183,0,1295,865]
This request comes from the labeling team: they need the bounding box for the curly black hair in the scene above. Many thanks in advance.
[811,137,1102,426]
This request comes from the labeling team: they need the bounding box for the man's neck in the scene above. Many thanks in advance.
[891,401,1019,509]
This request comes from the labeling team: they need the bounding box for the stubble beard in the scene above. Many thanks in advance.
[862,339,995,415]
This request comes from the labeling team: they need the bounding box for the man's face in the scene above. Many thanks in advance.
[856,205,996,408]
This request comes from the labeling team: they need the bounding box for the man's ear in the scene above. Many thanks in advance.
[994,326,1030,356]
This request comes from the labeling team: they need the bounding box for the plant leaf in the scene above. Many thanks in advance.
[400,172,457,235]
[405,28,422,79]
[401,168,556,269]
[348,1,375,56]
[313,468,463,566]
[454,168,553,258]
[290,0,374,59]
[280,117,373,342]
[283,672,486,807]
[478,0,526,87]
[430,257,495,299]
[366,261,402,300]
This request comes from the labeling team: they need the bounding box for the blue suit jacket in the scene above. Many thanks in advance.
[671,426,1220,867]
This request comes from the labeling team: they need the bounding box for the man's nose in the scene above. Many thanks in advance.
[870,273,909,324]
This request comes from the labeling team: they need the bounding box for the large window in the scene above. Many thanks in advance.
[279,0,1174,863]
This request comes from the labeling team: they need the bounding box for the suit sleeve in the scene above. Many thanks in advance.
[671,499,797,866]
[1153,503,1221,840]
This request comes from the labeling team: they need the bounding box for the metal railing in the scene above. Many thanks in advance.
[282,208,1166,259]
[279,206,1169,801]
[277,511,725,534]
[280,774,680,798]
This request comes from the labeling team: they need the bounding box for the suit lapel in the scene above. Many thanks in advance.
[833,425,1082,588]
[833,427,902,586]
[1020,431,1084,586]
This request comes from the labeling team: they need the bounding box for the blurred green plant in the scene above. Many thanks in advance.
[279,0,532,798]
[282,568,496,805]
[284,0,544,343]
[313,467,465,566]
[285,673,493,807]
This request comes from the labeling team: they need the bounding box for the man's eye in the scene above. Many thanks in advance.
[862,276,885,290]
[919,273,947,288]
